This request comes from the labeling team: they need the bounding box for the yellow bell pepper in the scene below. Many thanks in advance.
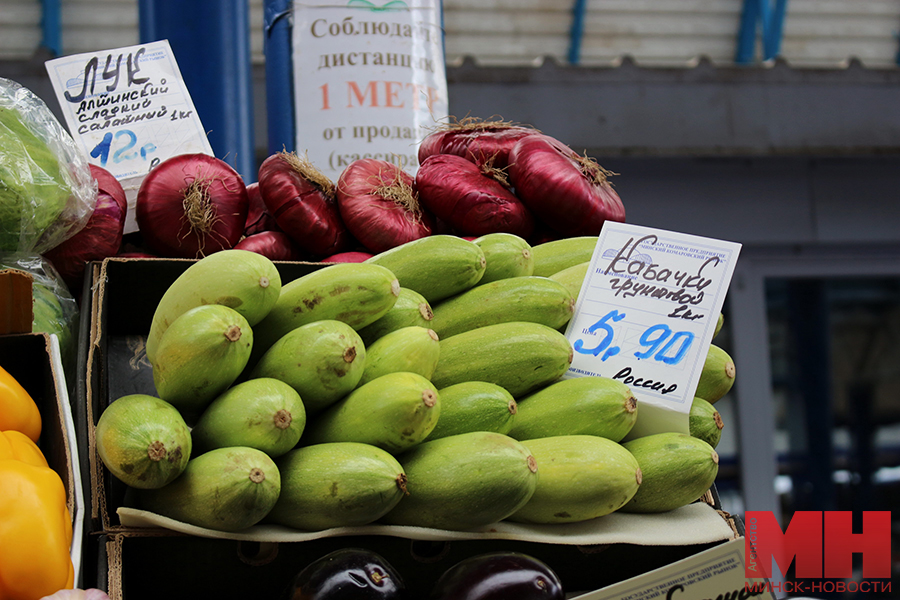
[0,459,74,600]
[0,365,41,442]
[0,430,48,468]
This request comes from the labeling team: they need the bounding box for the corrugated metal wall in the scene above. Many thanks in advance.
[0,0,43,58]
[2,0,899,68]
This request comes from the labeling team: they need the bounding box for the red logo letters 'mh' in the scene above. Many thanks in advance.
[746,511,892,579]
[747,511,822,578]
[824,511,891,578]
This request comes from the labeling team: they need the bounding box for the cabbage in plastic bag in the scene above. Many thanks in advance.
[0,255,79,382]
[0,77,96,255]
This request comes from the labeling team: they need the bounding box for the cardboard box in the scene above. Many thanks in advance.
[0,331,84,587]
[79,257,741,598]
[1,267,84,588]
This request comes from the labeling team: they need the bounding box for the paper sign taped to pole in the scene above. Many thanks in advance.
[291,0,449,181]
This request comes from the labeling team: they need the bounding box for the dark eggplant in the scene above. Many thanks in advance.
[429,552,565,600]
[280,548,408,600]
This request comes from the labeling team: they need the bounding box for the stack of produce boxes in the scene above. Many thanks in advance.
[78,233,740,599]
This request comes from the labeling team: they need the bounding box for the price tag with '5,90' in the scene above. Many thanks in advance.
[563,222,741,438]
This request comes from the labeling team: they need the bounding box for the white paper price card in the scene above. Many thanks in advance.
[45,40,214,233]
[564,223,741,438]
[571,538,776,600]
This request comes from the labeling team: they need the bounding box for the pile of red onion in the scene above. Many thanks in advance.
[336,158,433,253]
[136,153,249,258]
[415,118,626,240]
[107,117,625,265]
[43,164,128,290]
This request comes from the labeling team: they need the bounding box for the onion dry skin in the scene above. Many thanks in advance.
[508,134,625,236]
[321,251,374,263]
[44,164,127,289]
[234,231,305,261]
[336,158,434,254]
[416,153,534,238]
[136,153,249,258]
[419,119,538,170]
[243,181,280,236]
[258,151,352,257]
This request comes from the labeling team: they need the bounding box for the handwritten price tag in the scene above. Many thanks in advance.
[564,223,741,437]
[45,40,213,233]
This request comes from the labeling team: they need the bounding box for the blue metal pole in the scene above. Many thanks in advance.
[735,0,760,64]
[263,0,295,155]
[40,0,62,56]
[138,0,257,182]
[568,0,588,65]
[736,0,789,64]
[763,0,789,60]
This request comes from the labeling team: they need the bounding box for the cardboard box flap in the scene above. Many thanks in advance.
[0,268,34,335]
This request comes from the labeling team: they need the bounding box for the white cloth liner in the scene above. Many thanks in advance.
[118,501,735,546]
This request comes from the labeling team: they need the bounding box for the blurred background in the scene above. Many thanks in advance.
[2,0,899,594]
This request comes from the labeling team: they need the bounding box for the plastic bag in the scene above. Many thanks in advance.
[0,77,97,255]
[0,255,79,382]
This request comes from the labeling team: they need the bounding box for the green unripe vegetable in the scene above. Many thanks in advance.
[249,319,366,414]
[303,371,440,454]
[508,376,638,442]
[150,304,253,421]
[145,249,281,363]
[357,326,441,386]
[357,287,434,346]
[382,431,539,530]
[431,321,573,398]
[96,394,191,489]
[190,377,306,458]
[472,232,534,284]
[689,396,724,449]
[429,276,575,339]
[427,381,518,440]
[138,446,281,532]
[530,236,597,277]
[365,235,486,303]
[548,261,589,300]
[251,262,400,362]
[268,442,407,531]
[509,435,642,524]
[621,432,719,514]
[695,344,736,404]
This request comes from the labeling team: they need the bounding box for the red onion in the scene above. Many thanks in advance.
[508,134,626,236]
[419,119,539,169]
[321,251,374,263]
[43,164,127,289]
[234,231,305,261]
[258,151,352,257]
[416,154,534,239]
[136,154,249,258]
[243,182,280,236]
[335,158,434,253]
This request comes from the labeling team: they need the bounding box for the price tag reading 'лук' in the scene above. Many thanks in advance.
[564,223,741,438]
[45,40,214,233]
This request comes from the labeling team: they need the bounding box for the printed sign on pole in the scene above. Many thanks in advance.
[45,40,214,233]
[564,223,742,438]
[291,0,449,181]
